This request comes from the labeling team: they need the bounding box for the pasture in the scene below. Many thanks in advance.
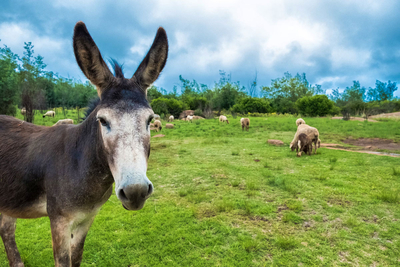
[1,114,400,266]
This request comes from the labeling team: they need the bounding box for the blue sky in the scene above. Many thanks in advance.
[1,0,400,97]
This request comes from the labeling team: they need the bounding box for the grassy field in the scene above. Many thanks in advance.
[14,107,85,126]
[1,114,400,266]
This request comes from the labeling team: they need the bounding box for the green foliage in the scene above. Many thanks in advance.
[232,97,272,114]
[296,95,336,116]
[0,45,19,115]
[0,42,97,120]
[261,72,322,114]
[150,97,185,118]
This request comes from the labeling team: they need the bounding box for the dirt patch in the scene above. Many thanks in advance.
[369,111,400,119]
[320,142,400,157]
[332,116,378,122]
[153,134,165,138]
[343,138,400,151]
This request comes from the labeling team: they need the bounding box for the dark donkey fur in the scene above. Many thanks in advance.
[0,21,168,267]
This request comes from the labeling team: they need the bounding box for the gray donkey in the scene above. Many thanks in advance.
[0,21,168,266]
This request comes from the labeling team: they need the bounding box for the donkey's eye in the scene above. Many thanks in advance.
[98,118,108,127]
[147,116,154,126]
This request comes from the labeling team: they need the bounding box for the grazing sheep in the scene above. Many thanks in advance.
[240,118,250,131]
[153,119,162,132]
[43,110,55,118]
[296,133,313,157]
[187,115,193,122]
[53,119,74,126]
[168,115,174,122]
[166,123,174,129]
[153,114,161,121]
[290,124,320,154]
[20,108,26,115]
[219,115,229,124]
[296,118,306,126]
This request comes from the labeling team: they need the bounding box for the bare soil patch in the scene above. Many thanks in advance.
[320,142,400,157]
[331,116,378,122]
[343,138,400,151]
[369,111,400,119]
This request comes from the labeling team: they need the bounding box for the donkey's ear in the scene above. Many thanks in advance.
[73,21,114,97]
[133,27,168,93]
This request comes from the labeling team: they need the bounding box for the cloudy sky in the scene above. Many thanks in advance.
[1,0,400,97]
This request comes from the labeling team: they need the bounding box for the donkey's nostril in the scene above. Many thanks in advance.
[118,188,128,201]
[148,184,153,195]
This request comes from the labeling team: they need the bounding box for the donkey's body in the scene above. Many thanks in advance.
[0,21,168,267]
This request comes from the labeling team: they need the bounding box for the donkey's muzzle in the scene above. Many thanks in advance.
[117,183,153,210]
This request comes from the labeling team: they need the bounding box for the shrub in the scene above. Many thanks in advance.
[150,97,185,118]
[232,97,273,114]
[296,95,336,117]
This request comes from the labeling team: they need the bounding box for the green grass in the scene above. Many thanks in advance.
[14,107,85,126]
[1,114,400,266]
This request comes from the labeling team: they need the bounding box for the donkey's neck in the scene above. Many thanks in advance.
[68,111,113,184]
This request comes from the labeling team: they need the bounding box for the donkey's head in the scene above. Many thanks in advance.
[73,21,168,210]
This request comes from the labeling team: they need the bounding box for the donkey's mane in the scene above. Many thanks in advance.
[111,59,124,79]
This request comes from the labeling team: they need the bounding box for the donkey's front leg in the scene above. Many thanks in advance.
[0,214,24,267]
[70,214,96,267]
[50,216,73,267]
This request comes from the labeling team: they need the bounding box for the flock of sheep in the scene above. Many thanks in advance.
[21,109,74,126]
[23,108,320,157]
[152,113,321,157]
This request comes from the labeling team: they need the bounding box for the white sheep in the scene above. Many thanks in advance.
[240,118,250,131]
[53,119,74,126]
[296,118,306,126]
[153,120,162,132]
[290,124,320,154]
[153,114,161,121]
[166,123,174,129]
[43,111,55,118]
[219,115,229,124]
[21,108,26,115]
[187,115,193,122]
[168,115,174,122]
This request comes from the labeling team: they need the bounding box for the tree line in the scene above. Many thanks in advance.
[0,42,97,122]
[150,71,399,119]
[1,41,398,122]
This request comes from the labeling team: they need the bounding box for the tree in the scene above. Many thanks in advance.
[261,72,321,114]
[19,42,48,122]
[367,80,398,101]
[147,85,163,102]
[0,44,19,115]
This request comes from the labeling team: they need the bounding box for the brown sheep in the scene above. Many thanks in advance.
[240,118,250,131]
[53,119,74,126]
[296,133,313,157]
[219,115,229,124]
[166,123,174,129]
